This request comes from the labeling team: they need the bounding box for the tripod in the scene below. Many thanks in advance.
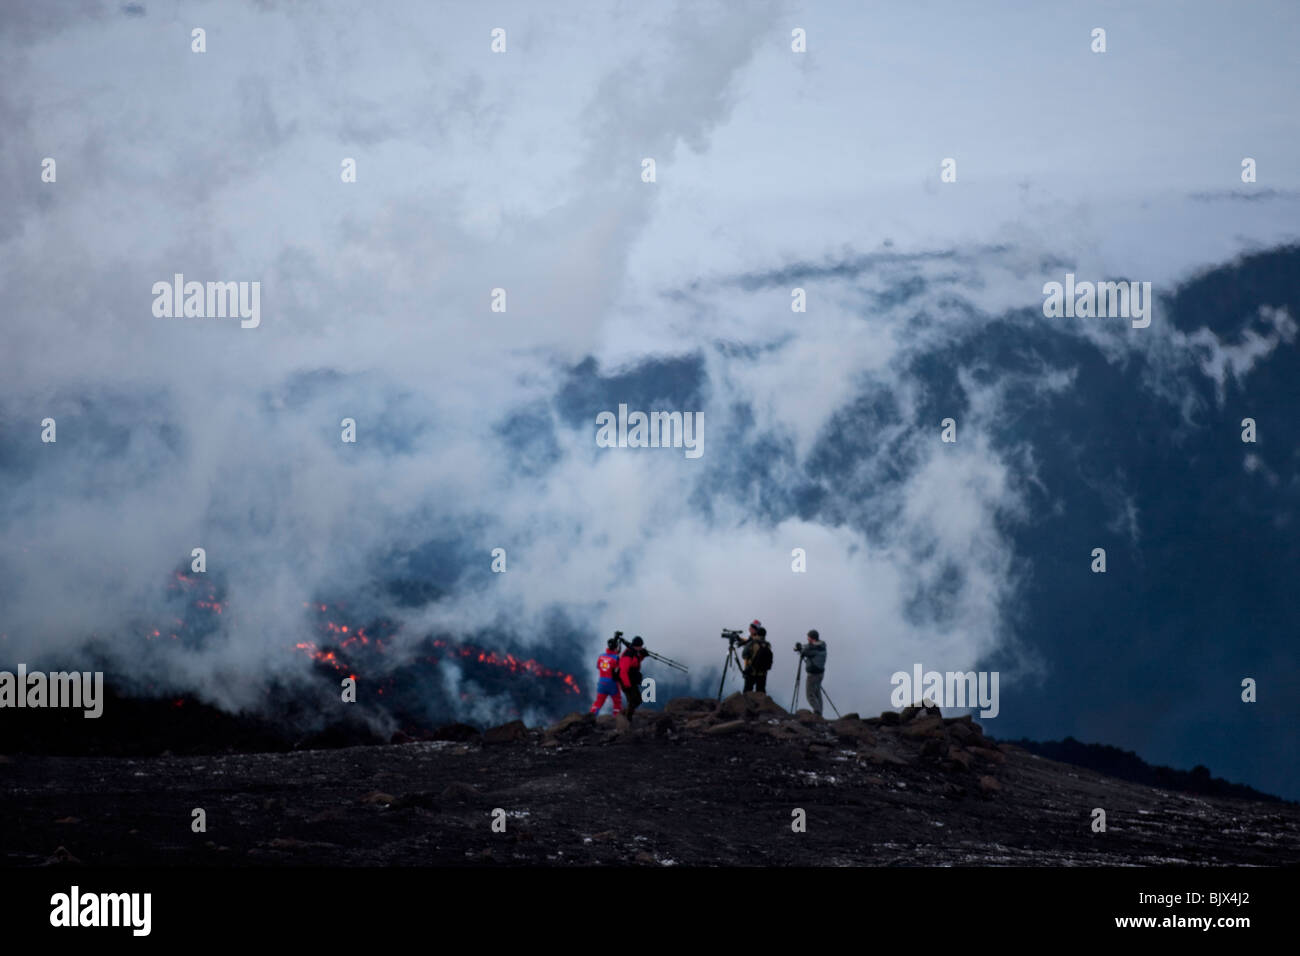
[716,639,746,700]
[615,635,689,673]
[820,684,842,719]
[790,652,804,712]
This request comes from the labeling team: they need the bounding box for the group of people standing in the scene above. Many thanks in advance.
[589,620,829,717]
[589,635,649,718]
[732,620,827,715]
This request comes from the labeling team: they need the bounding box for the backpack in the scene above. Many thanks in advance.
[755,641,774,673]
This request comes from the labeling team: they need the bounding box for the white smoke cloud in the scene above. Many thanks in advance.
[2,0,1297,726]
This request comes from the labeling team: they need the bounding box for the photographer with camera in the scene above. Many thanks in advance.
[737,620,774,694]
[618,635,650,718]
[794,629,827,716]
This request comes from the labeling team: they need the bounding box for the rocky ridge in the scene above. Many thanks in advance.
[3,693,1297,867]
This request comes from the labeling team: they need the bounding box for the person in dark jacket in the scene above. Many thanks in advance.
[734,620,761,673]
[619,636,649,718]
[741,625,773,694]
[797,629,828,716]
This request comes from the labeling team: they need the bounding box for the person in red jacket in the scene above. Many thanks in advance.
[619,636,649,718]
[590,638,623,715]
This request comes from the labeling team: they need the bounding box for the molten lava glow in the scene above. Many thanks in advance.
[289,618,582,695]
[427,638,581,691]
[144,581,582,698]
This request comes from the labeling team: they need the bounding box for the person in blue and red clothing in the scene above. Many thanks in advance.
[590,637,623,715]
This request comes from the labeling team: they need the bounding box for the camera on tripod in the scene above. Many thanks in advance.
[721,628,742,642]
[793,642,804,652]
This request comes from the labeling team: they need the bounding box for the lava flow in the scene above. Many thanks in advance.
[296,604,583,703]
[291,606,582,699]
[127,572,585,730]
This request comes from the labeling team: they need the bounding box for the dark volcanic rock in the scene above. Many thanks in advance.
[919,738,945,758]
[41,846,83,867]
[945,748,973,772]
[431,723,482,742]
[649,714,676,737]
[390,792,441,812]
[829,717,876,744]
[483,720,529,745]
[967,745,1005,765]
[718,692,787,719]
[706,719,748,735]
[902,716,946,739]
[440,782,480,803]
[764,721,815,742]
[546,712,596,739]
[2,695,1296,868]
[296,724,384,751]
[665,697,717,715]
[1007,736,1286,803]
